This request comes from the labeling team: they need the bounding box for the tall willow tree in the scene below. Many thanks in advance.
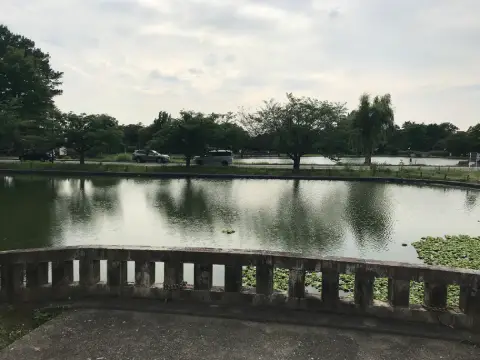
[351,93,395,165]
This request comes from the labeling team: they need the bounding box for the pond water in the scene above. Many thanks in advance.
[1,176,479,266]
[236,156,462,166]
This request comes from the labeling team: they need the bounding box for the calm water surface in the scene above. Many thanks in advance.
[1,176,479,265]
[236,156,461,166]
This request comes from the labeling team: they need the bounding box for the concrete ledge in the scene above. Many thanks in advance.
[1,246,479,284]
[2,246,480,332]
[10,283,479,331]
[0,168,479,189]
[37,298,480,346]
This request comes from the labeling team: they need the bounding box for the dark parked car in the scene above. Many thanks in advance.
[19,150,55,162]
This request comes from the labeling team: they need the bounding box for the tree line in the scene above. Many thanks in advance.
[1,24,480,169]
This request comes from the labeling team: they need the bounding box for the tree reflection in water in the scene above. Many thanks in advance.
[241,180,346,254]
[56,177,121,226]
[465,190,478,211]
[152,179,394,255]
[343,182,393,249]
[0,176,61,250]
[153,179,239,237]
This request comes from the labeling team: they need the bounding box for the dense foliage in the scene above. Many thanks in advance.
[2,24,480,169]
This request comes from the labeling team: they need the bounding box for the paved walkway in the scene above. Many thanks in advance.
[0,307,478,360]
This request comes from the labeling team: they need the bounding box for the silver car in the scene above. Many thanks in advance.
[194,150,233,166]
[132,150,170,163]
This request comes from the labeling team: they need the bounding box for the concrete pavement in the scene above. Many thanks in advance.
[1,306,478,360]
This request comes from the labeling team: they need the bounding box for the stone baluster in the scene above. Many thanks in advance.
[288,268,306,298]
[164,261,183,289]
[79,251,100,287]
[107,260,128,287]
[424,282,448,309]
[256,257,273,296]
[194,264,213,290]
[2,263,25,301]
[52,260,74,288]
[459,283,480,316]
[354,269,375,307]
[321,268,339,305]
[224,264,243,292]
[26,262,49,288]
[388,279,410,307]
[52,260,74,299]
[135,261,155,287]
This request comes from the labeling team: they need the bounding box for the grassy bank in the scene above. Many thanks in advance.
[0,306,61,349]
[243,235,480,309]
[93,153,185,163]
[1,161,480,184]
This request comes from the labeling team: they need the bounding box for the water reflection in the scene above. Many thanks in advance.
[153,179,238,237]
[56,178,121,226]
[343,183,393,249]
[465,190,478,211]
[0,176,478,262]
[0,176,59,250]
[245,180,346,254]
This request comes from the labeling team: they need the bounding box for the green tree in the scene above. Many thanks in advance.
[0,99,20,153]
[351,93,395,165]
[150,111,216,166]
[467,124,480,152]
[242,93,346,170]
[212,120,249,153]
[122,123,144,151]
[63,112,123,164]
[0,25,63,153]
[139,111,172,149]
[445,131,472,156]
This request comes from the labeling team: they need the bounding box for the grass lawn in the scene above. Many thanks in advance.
[1,161,480,184]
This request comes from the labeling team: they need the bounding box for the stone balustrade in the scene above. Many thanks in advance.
[1,246,479,329]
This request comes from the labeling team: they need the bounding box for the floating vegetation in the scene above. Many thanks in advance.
[242,235,480,308]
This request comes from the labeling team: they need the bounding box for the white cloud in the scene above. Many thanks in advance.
[1,0,479,128]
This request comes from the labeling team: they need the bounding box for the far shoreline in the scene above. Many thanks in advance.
[1,163,480,190]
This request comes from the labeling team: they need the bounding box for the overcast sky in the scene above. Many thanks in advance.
[2,0,479,128]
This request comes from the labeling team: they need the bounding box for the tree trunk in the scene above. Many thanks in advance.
[79,152,85,165]
[364,143,372,165]
[185,157,191,167]
[364,153,372,166]
[293,155,301,171]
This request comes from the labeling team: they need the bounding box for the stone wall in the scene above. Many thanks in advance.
[1,246,479,329]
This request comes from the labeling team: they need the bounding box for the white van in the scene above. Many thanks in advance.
[194,150,233,166]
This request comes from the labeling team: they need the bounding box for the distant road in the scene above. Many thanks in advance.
[0,158,474,172]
